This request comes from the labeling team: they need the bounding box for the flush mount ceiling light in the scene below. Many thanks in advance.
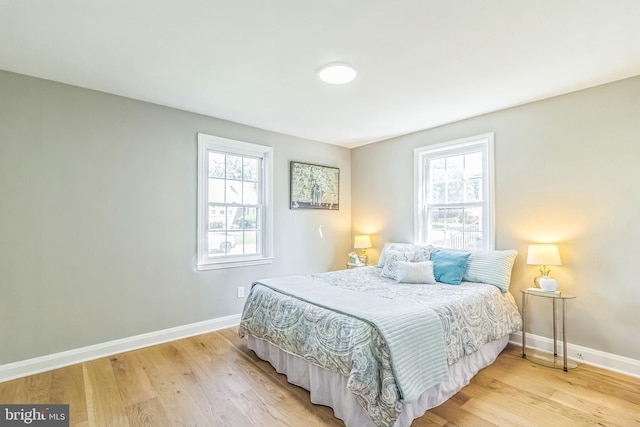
[318,63,357,84]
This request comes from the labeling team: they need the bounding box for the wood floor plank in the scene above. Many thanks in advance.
[109,350,157,407]
[1,333,639,427]
[0,376,21,402]
[49,364,88,425]
[22,370,52,402]
[125,397,172,427]
[135,346,213,426]
[462,372,601,426]
[217,329,345,426]
[550,389,640,426]
[429,394,497,427]
[158,340,255,426]
[475,347,640,425]
[83,358,130,427]
[459,397,539,427]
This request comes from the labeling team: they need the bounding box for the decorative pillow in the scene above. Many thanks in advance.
[377,242,395,267]
[378,242,433,267]
[431,248,471,285]
[396,261,436,284]
[381,250,415,280]
[463,249,518,293]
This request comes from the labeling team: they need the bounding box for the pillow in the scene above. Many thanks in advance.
[378,242,433,267]
[377,242,395,267]
[381,250,415,280]
[396,261,436,284]
[430,248,471,285]
[463,249,518,293]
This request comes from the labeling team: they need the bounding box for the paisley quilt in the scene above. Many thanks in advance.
[239,266,521,427]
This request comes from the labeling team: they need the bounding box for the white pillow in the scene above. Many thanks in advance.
[381,250,415,280]
[463,249,518,293]
[396,261,436,284]
[378,242,433,267]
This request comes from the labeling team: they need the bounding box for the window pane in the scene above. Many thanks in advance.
[428,207,484,249]
[458,207,483,250]
[241,230,258,255]
[227,207,241,230]
[208,178,225,203]
[225,180,242,204]
[465,176,481,202]
[444,207,463,229]
[430,158,445,183]
[464,152,483,203]
[237,207,258,230]
[243,157,258,182]
[226,155,243,180]
[208,152,225,178]
[243,181,258,205]
[207,231,235,255]
[208,205,226,230]
[446,180,464,203]
[428,207,461,248]
[430,182,445,204]
[465,152,482,176]
[446,155,463,175]
[428,207,446,247]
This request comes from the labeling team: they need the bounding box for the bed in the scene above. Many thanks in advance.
[239,244,522,427]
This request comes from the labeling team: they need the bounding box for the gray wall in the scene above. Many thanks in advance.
[3,67,639,366]
[352,74,640,361]
[0,71,351,364]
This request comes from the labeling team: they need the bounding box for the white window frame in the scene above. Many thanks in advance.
[197,133,273,270]
[414,133,495,250]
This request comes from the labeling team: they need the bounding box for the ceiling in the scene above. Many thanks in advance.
[1,1,640,148]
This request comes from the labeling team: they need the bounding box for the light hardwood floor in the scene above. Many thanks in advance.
[1,328,639,426]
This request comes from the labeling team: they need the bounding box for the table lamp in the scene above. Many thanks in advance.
[526,244,562,291]
[354,235,372,265]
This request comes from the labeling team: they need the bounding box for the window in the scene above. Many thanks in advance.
[197,133,273,270]
[414,133,494,250]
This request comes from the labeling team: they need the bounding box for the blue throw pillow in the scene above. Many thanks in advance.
[431,248,471,285]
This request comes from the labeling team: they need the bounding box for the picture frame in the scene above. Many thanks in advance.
[290,161,340,210]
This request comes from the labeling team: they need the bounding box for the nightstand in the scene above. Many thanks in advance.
[520,288,577,371]
[346,262,366,269]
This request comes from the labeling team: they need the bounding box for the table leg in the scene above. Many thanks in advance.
[553,298,558,357]
[521,292,527,359]
[563,298,568,372]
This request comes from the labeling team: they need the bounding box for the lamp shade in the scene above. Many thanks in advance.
[526,244,562,266]
[354,235,372,249]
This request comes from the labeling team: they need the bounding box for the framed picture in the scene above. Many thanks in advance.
[290,161,340,210]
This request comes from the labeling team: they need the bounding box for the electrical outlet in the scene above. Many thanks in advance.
[237,286,245,298]
[576,352,584,360]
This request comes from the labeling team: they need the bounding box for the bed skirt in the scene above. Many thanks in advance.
[247,335,509,427]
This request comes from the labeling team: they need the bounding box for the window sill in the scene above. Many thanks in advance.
[197,257,274,271]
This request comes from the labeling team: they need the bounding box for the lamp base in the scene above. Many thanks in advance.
[535,276,558,292]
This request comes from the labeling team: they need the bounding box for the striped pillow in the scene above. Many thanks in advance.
[396,261,436,284]
[463,249,518,293]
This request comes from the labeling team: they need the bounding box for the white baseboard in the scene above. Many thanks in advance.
[4,320,637,383]
[0,314,242,383]
[510,332,640,379]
